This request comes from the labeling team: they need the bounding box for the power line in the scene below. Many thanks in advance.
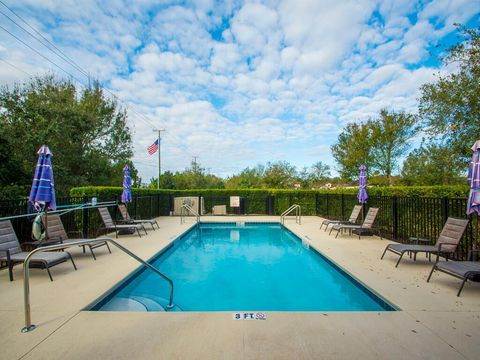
[0,56,33,77]
[0,6,157,129]
[0,4,89,78]
[0,24,86,85]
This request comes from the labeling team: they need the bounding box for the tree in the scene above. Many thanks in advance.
[225,165,265,189]
[401,143,464,185]
[309,161,331,183]
[0,75,134,195]
[156,171,176,189]
[419,25,480,163]
[0,133,27,185]
[150,162,225,189]
[370,109,416,184]
[263,161,297,188]
[331,122,375,181]
[297,162,331,189]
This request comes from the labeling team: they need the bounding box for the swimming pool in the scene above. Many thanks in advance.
[91,222,395,312]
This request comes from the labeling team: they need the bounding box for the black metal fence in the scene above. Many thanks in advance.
[316,194,479,260]
[1,192,478,260]
[0,195,171,246]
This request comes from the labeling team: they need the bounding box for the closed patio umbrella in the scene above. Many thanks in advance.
[467,140,480,215]
[28,145,56,240]
[357,164,368,222]
[121,164,133,204]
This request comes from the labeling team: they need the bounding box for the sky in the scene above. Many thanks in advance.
[0,0,479,181]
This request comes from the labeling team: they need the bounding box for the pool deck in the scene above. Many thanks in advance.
[1,215,479,360]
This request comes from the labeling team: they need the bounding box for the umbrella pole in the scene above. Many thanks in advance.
[44,208,48,241]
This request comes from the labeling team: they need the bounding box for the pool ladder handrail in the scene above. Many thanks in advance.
[280,204,301,225]
[180,203,200,224]
[21,238,175,333]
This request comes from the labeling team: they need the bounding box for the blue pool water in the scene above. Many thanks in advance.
[92,223,395,312]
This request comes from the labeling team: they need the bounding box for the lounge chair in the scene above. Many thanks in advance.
[42,214,111,260]
[330,207,380,239]
[97,207,147,238]
[0,220,77,281]
[117,204,159,230]
[320,205,362,231]
[381,217,469,267]
[427,259,480,296]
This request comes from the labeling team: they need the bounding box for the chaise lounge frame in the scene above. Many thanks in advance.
[117,204,159,230]
[381,217,469,267]
[0,220,77,281]
[320,205,362,231]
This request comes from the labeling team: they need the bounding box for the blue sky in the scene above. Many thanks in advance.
[0,0,478,181]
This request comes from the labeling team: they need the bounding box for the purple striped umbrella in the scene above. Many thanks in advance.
[467,140,480,215]
[29,145,56,211]
[121,164,133,204]
[357,164,368,204]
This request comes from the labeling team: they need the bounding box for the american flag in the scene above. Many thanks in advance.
[147,139,159,155]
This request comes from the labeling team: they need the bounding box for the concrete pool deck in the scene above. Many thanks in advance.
[1,215,479,359]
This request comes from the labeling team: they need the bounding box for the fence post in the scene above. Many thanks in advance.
[134,195,138,219]
[392,196,398,240]
[315,193,319,216]
[198,195,202,215]
[82,196,89,237]
[169,194,174,215]
[326,194,329,218]
[341,194,345,220]
[442,197,449,223]
[266,195,275,215]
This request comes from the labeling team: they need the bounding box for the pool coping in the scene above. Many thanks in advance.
[86,221,398,312]
[85,222,198,311]
[2,215,480,360]
[282,224,400,311]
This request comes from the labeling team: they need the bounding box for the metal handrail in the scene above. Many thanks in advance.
[180,204,200,224]
[21,238,175,333]
[281,204,297,217]
[280,204,301,225]
[0,201,118,221]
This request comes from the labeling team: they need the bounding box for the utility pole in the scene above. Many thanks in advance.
[192,155,199,172]
[153,129,166,189]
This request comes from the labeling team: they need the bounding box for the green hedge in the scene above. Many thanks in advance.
[70,185,470,216]
[70,185,469,199]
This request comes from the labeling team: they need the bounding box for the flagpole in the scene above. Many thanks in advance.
[153,129,165,189]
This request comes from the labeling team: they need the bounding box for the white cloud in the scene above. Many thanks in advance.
[0,0,478,179]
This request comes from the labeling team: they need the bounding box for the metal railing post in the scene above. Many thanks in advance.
[134,196,138,219]
[442,197,449,223]
[280,204,301,225]
[82,196,89,237]
[326,194,329,218]
[150,196,153,219]
[392,196,398,240]
[21,238,175,333]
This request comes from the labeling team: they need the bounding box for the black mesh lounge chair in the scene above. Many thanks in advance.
[117,204,159,230]
[97,207,147,238]
[320,205,362,231]
[0,220,77,281]
[381,217,469,267]
[427,259,480,296]
[42,214,111,260]
[330,208,380,239]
